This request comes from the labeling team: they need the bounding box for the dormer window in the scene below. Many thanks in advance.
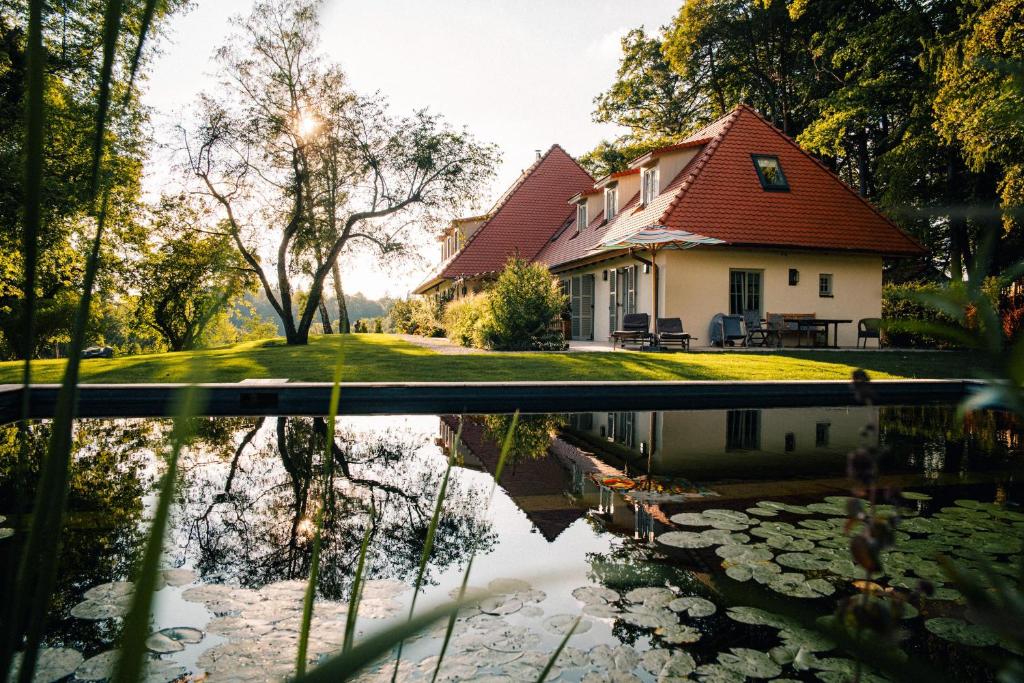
[752,154,789,191]
[641,167,659,206]
[604,186,618,221]
[576,202,587,235]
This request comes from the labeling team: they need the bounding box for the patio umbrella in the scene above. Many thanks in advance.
[596,225,725,322]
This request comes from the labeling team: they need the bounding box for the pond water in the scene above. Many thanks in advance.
[1,405,1022,682]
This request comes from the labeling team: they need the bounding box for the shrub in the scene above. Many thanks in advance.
[442,293,491,347]
[387,299,417,334]
[882,280,1000,348]
[484,257,567,350]
[411,297,445,337]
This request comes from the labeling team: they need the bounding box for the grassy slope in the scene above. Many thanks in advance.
[0,334,980,384]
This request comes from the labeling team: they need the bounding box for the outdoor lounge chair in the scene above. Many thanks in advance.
[743,310,773,347]
[858,317,882,348]
[710,313,746,346]
[611,313,653,349]
[656,318,695,350]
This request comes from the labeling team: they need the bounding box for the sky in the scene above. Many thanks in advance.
[143,0,681,300]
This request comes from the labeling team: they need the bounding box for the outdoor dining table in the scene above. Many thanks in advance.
[783,317,853,348]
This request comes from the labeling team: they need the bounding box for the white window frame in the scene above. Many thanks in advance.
[819,273,834,298]
[576,202,587,234]
[604,186,617,221]
[642,167,659,205]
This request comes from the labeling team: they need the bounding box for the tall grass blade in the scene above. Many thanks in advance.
[0,0,46,676]
[343,501,375,654]
[295,335,345,676]
[432,410,519,681]
[124,0,163,101]
[430,555,474,683]
[111,384,206,683]
[7,0,126,674]
[535,615,580,683]
[490,410,518,498]
[297,595,484,683]
[391,421,460,682]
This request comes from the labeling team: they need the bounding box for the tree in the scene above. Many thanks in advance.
[134,199,254,352]
[0,1,187,359]
[183,0,499,345]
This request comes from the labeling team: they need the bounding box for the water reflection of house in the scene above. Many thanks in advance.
[438,416,588,542]
[562,407,879,481]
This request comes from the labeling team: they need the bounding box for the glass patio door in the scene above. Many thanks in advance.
[608,268,617,334]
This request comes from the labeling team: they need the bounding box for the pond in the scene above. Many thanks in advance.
[1,405,1022,682]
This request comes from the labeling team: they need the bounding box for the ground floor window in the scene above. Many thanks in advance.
[726,409,761,450]
[729,269,762,316]
[819,273,833,297]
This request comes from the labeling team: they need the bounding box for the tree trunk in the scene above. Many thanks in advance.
[318,298,333,334]
[332,261,350,334]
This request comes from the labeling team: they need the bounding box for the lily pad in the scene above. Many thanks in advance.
[485,625,541,652]
[925,617,997,646]
[70,596,132,620]
[726,606,794,629]
[0,528,13,540]
[768,573,835,598]
[668,596,717,617]
[571,585,619,605]
[479,596,522,616]
[717,647,782,679]
[777,552,831,571]
[488,578,531,594]
[670,512,714,526]
[10,647,83,683]
[160,568,196,586]
[624,586,675,606]
[543,614,592,635]
[656,623,702,643]
[900,491,932,501]
[640,649,696,678]
[145,626,204,654]
[657,530,715,548]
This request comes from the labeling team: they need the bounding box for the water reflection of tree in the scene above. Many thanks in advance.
[178,417,496,599]
[0,419,152,652]
[482,414,565,466]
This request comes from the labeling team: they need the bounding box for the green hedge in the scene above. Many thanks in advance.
[442,293,491,347]
[882,281,1000,349]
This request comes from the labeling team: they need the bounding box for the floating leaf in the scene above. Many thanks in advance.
[160,568,196,587]
[571,585,619,605]
[487,578,531,594]
[900,491,932,501]
[776,553,831,571]
[145,626,204,654]
[624,586,674,607]
[768,573,835,598]
[657,530,715,548]
[668,596,717,617]
[479,596,522,616]
[10,647,83,683]
[717,647,783,679]
[543,614,592,635]
[656,623,702,643]
[670,512,714,526]
[925,617,998,646]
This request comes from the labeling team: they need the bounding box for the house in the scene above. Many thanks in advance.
[418,105,925,347]
[414,145,595,300]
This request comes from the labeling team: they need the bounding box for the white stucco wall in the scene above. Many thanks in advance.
[559,247,882,346]
[660,248,883,347]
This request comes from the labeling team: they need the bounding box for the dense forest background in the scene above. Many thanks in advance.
[1,0,1021,359]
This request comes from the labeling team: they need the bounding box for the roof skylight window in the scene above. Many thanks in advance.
[751,154,789,191]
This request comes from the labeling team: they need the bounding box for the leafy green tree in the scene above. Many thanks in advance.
[933,0,1024,241]
[134,198,255,351]
[184,0,499,345]
[0,1,186,359]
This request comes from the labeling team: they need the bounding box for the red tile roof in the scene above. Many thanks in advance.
[538,105,924,268]
[416,145,594,291]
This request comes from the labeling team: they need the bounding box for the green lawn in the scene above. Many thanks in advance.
[0,334,981,384]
